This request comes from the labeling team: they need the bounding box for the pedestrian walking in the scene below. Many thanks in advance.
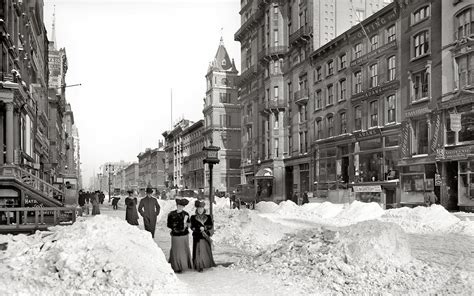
[138,186,161,238]
[167,198,193,273]
[112,196,120,210]
[125,190,139,226]
[190,200,216,272]
[91,191,101,215]
[302,191,309,205]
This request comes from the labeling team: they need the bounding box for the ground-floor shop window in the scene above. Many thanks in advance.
[459,161,474,204]
[359,152,383,182]
[400,164,436,204]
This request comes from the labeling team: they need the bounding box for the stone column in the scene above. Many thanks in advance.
[5,103,14,164]
[0,112,4,165]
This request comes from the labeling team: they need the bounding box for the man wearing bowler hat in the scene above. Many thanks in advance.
[138,185,161,238]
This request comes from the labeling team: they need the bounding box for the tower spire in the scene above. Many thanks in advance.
[51,5,57,49]
[220,27,224,45]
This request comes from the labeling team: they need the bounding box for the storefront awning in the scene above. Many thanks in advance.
[255,168,273,178]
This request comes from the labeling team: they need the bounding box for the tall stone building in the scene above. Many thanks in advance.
[162,119,192,189]
[438,0,474,211]
[0,0,69,208]
[182,120,205,190]
[236,0,396,203]
[203,39,241,194]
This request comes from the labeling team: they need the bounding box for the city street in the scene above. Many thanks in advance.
[3,197,471,295]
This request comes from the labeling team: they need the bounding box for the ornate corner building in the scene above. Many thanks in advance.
[203,39,241,194]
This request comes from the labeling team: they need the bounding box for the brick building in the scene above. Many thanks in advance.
[182,120,205,190]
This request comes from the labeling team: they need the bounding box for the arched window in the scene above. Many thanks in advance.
[456,7,474,39]
[412,5,430,25]
[340,112,347,134]
[413,30,430,58]
[327,115,334,137]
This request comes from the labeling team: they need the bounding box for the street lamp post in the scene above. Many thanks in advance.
[202,141,220,217]
[107,164,113,202]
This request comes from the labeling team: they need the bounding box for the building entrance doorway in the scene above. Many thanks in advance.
[285,166,293,200]
[446,161,459,211]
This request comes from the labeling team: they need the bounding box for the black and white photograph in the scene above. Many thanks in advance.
[0,0,474,295]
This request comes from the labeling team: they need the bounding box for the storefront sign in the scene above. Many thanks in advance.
[431,112,442,152]
[450,113,462,132]
[439,96,473,109]
[437,146,474,160]
[352,81,399,101]
[354,128,381,141]
[350,41,397,67]
[349,9,398,43]
[405,106,431,118]
[400,121,410,158]
[353,185,382,193]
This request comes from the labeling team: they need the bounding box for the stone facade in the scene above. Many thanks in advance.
[203,39,241,194]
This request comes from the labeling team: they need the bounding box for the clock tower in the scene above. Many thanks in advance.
[203,38,241,194]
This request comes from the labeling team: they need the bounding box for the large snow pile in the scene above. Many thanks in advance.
[330,201,385,225]
[235,221,459,294]
[380,205,473,235]
[0,216,187,295]
[213,208,294,254]
[255,201,279,213]
[301,201,344,219]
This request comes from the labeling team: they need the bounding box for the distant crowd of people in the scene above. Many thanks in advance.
[78,190,105,216]
[77,186,216,274]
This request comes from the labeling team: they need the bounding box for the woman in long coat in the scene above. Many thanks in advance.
[167,198,193,273]
[91,191,100,215]
[125,190,139,225]
[190,200,216,272]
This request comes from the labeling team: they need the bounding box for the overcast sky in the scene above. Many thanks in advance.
[43,0,241,188]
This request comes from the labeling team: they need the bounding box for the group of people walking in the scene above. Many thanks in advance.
[123,186,216,273]
[78,190,102,215]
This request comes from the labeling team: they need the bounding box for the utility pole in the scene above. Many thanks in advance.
[107,164,113,202]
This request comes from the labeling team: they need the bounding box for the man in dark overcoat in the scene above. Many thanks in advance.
[138,186,161,238]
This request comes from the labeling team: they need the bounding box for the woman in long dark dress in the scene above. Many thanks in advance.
[91,191,100,215]
[125,190,139,225]
[167,198,193,273]
[190,200,216,272]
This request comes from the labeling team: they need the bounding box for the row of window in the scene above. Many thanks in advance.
[314,95,397,140]
[310,56,397,109]
[313,24,396,82]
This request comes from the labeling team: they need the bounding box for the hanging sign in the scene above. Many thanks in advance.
[450,113,462,132]
[434,174,442,186]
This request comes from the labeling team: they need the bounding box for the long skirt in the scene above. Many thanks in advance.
[193,238,216,271]
[169,235,193,272]
[92,204,100,215]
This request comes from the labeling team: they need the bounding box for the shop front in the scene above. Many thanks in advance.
[255,167,273,202]
[439,96,474,211]
[437,146,474,211]
[353,128,400,208]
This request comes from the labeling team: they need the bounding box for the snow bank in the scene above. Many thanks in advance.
[301,201,344,219]
[0,216,187,295]
[255,201,279,213]
[235,221,444,294]
[213,208,293,254]
[380,205,465,234]
[330,201,385,225]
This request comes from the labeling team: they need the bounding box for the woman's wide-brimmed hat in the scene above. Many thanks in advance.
[176,198,189,206]
[194,200,205,208]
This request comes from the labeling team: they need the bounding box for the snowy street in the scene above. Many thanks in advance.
[0,197,473,295]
